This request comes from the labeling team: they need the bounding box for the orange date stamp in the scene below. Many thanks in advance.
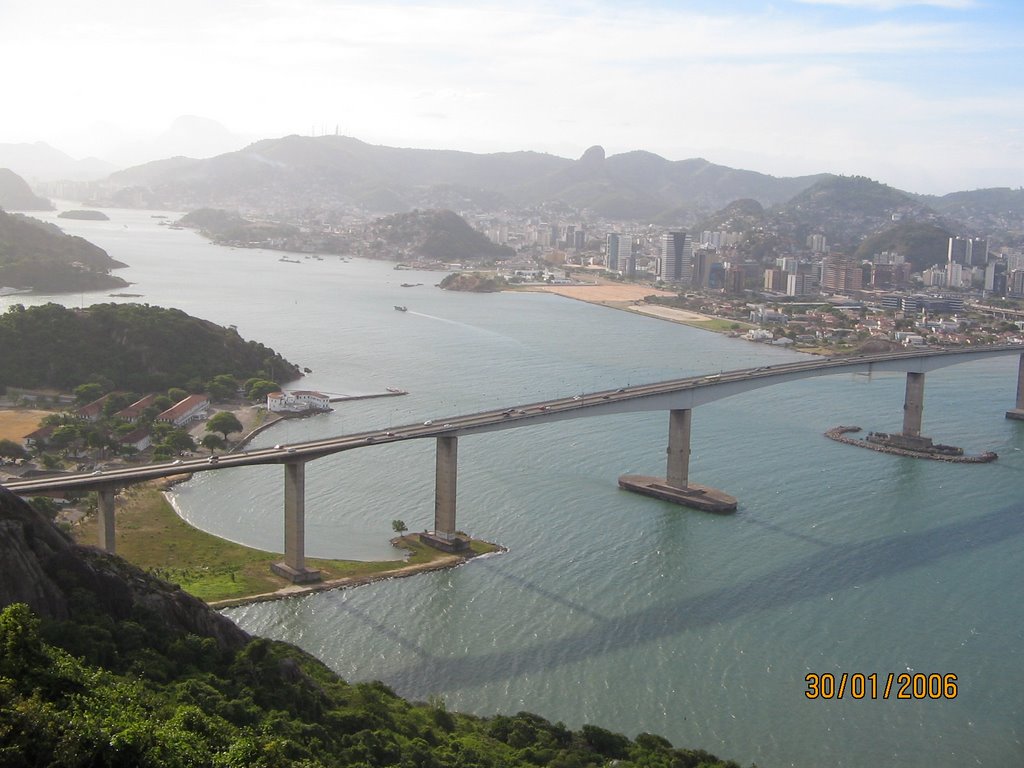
[804,672,958,700]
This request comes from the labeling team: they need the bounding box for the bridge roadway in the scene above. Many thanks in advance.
[6,343,1024,580]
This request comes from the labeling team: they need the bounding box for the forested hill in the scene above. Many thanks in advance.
[0,488,743,767]
[0,302,301,391]
[0,208,128,292]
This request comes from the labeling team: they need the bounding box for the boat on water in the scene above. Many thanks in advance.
[394,305,408,312]
[279,257,301,263]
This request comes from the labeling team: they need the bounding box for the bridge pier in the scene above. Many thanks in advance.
[619,408,737,513]
[902,371,925,437]
[271,461,321,584]
[1006,354,1024,420]
[419,436,469,552]
[97,487,117,554]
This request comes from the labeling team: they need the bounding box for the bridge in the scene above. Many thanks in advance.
[6,344,1024,583]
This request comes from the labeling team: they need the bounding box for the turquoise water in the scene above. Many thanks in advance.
[12,206,1023,767]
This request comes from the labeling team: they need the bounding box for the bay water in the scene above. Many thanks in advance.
[9,205,1022,767]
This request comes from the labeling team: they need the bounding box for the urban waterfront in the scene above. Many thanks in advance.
[8,206,1023,767]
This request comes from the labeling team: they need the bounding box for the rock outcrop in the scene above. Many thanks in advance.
[0,486,249,650]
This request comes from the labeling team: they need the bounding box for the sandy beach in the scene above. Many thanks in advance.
[521,281,732,325]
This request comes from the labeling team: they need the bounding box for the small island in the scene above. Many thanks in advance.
[439,271,508,292]
[57,209,110,221]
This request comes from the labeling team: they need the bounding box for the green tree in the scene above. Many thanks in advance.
[0,438,28,460]
[245,379,280,401]
[161,430,196,455]
[207,374,238,402]
[206,412,243,442]
[167,387,188,404]
[391,519,408,536]
[200,434,226,455]
[73,382,104,405]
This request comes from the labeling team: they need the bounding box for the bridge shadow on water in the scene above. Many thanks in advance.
[365,501,1024,692]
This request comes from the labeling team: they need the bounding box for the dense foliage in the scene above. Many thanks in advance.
[0,302,300,392]
[853,221,953,273]
[439,272,508,292]
[0,209,127,292]
[0,488,742,767]
[366,210,514,262]
[178,208,298,244]
[0,599,741,768]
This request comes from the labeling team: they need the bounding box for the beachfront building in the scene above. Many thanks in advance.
[267,390,332,413]
[156,394,210,427]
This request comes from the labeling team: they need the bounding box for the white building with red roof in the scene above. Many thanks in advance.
[156,394,210,427]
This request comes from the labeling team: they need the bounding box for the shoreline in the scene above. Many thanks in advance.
[208,543,506,609]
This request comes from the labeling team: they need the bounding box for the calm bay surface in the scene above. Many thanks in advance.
[10,205,1023,767]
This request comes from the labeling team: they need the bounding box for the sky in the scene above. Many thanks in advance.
[2,0,1023,195]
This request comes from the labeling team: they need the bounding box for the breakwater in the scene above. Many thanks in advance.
[824,425,998,462]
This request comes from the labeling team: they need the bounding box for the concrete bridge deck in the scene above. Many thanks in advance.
[6,343,1023,581]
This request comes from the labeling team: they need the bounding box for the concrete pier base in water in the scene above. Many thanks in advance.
[618,474,737,513]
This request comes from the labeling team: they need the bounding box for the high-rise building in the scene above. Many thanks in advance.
[606,233,635,274]
[948,236,988,267]
[985,260,1007,292]
[693,249,717,289]
[807,234,827,253]
[763,268,786,292]
[820,257,863,293]
[786,273,814,296]
[658,231,693,284]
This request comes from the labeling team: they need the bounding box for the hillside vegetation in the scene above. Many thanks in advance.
[365,209,514,262]
[0,209,128,292]
[0,488,742,767]
[0,302,300,392]
[0,167,53,211]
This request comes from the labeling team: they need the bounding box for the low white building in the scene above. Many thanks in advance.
[267,390,331,413]
[156,394,210,427]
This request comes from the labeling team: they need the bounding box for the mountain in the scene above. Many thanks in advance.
[0,488,741,767]
[0,142,116,183]
[514,147,827,223]
[0,208,128,292]
[0,168,54,211]
[101,135,830,221]
[0,302,301,392]
[919,187,1024,242]
[853,221,954,272]
[772,175,944,251]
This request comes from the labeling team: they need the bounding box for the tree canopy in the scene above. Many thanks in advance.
[0,303,301,392]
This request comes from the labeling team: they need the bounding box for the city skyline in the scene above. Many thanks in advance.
[1,0,1022,195]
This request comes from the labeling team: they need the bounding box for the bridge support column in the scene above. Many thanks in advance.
[1006,353,1024,420]
[665,408,692,489]
[618,408,736,513]
[271,461,321,584]
[902,371,925,437]
[433,436,458,540]
[421,436,468,551]
[97,488,116,554]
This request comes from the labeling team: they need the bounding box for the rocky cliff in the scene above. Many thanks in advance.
[0,486,249,650]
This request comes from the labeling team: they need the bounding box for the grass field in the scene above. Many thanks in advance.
[71,483,496,603]
[0,409,51,442]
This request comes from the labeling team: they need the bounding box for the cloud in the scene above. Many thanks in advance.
[0,0,1019,192]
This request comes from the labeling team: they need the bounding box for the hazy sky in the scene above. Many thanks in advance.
[2,0,1022,194]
